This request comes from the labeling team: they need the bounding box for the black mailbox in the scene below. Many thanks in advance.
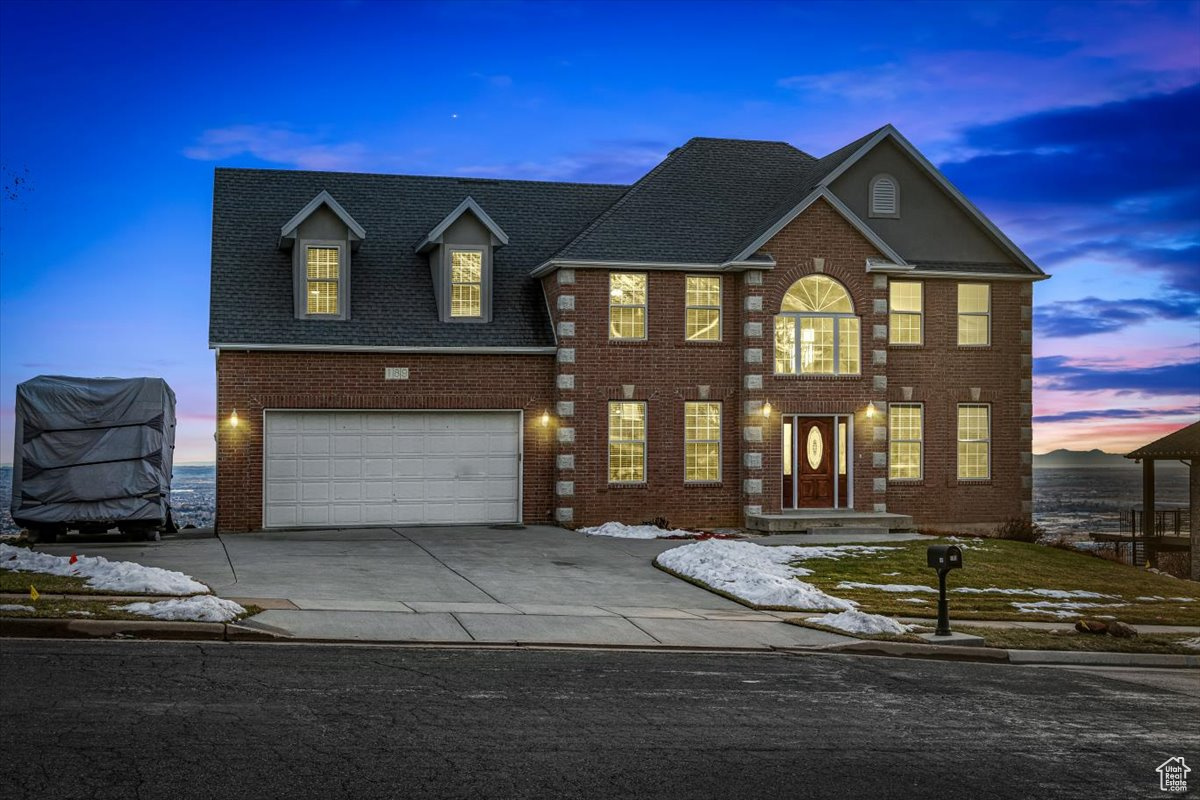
[927,544,963,570]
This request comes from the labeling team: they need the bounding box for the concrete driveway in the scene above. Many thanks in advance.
[41,525,854,649]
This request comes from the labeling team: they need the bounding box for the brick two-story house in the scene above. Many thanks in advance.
[210,125,1046,534]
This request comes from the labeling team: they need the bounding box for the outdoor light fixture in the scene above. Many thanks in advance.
[762,401,772,418]
[540,411,551,427]
[865,401,877,419]
[230,409,239,428]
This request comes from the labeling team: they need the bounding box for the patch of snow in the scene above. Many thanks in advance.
[0,603,35,612]
[953,586,1115,600]
[1168,597,1196,603]
[578,522,694,539]
[656,540,854,611]
[1136,596,1165,602]
[837,581,937,593]
[1180,637,1200,651]
[806,609,911,635]
[1011,600,1127,618]
[67,610,94,617]
[788,545,901,561]
[113,596,246,623]
[882,571,902,576]
[898,598,928,604]
[0,543,208,595]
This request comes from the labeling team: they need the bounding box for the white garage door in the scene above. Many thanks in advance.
[263,411,521,528]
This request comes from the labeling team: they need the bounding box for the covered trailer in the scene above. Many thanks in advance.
[11,376,177,542]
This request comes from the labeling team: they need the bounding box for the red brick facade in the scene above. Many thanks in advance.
[216,198,1033,532]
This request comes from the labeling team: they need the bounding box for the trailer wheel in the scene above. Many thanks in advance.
[28,527,57,544]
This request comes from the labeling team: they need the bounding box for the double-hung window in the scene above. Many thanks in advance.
[450,249,483,318]
[958,404,991,479]
[889,281,922,345]
[305,245,341,315]
[684,401,721,482]
[609,273,647,340]
[958,284,990,345]
[774,275,860,375]
[888,404,923,480]
[685,276,721,341]
[608,402,646,482]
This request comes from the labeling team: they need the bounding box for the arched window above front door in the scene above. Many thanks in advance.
[775,275,861,376]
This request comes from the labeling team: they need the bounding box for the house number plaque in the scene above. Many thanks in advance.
[384,367,409,380]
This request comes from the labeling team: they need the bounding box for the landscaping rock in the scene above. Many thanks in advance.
[1106,620,1138,638]
[1075,619,1108,635]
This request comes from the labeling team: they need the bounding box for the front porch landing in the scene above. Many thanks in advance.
[747,510,915,535]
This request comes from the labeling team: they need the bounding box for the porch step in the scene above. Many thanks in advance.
[747,511,915,534]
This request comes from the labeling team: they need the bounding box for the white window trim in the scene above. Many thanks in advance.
[683,401,722,484]
[888,280,923,346]
[609,272,648,341]
[869,173,900,219]
[608,401,647,484]
[684,275,722,342]
[888,403,923,481]
[448,247,486,320]
[773,312,862,376]
[957,283,991,346]
[298,239,348,320]
[957,403,992,480]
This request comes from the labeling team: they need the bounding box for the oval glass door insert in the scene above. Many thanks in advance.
[805,426,823,470]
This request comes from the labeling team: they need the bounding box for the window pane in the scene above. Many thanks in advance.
[686,308,720,341]
[890,312,922,345]
[958,314,989,345]
[608,443,646,482]
[958,283,989,313]
[889,405,922,440]
[799,317,834,374]
[774,317,796,374]
[451,250,482,283]
[610,273,646,305]
[781,275,853,313]
[686,276,720,307]
[838,317,860,375]
[958,404,989,440]
[890,442,921,479]
[306,281,338,314]
[685,442,720,482]
[958,405,990,479]
[306,246,339,280]
[890,281,921,312]
[608,402,645,441]
[838,422,847,476]
[958,442,989,479]
[609,307,646,339]
[685,401,721,441]
[451,283,481,317]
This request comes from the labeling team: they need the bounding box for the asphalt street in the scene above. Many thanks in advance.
[1,641,1195,800]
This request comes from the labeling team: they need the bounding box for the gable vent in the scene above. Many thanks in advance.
[870,175,898,217]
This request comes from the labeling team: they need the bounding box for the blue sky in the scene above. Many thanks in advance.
[1,0,1197,461]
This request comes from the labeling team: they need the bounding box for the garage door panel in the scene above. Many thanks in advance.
[265,411,521,528]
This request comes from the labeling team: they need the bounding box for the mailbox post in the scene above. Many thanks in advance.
[926,545,963,636]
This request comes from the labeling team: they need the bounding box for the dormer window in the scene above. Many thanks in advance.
[279,190,365,322]
[450,249,484,318]
[416,196,508,324]
[869,174,899,218]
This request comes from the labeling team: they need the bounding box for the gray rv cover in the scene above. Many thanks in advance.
[10,376,176,528]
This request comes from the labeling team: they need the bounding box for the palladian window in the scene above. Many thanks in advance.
[774,275,860,375]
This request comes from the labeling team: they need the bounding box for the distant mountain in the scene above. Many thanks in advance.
[1034,449,1186,469]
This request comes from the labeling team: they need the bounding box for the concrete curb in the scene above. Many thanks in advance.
[0,617,288,642]
[807,638,1200,668]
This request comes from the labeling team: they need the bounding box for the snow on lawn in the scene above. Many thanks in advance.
[0,543,208,595]
[656,540,856,610]
[0,604,35,612]
[788,545,900,561]
[1181,637,1200,651]
[898,598,929,604]
[578,522,696,539]
[838,581,937,593]
[837,581,1120,600]
[1011,600,1128,618]
[113,596,246,623]
[807,609,911,636]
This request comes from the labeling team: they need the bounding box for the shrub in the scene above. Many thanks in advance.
[993,517,1044,543]
[642,516,670,531]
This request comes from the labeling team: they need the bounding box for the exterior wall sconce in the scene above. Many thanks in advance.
[762,401,772,418]
[230,408,239,428]
[540,410,551,427]
[865,401,877,419]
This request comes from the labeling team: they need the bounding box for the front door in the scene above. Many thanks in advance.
[796,417,834,508]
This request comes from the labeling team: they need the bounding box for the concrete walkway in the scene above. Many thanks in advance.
[38,525,879,650]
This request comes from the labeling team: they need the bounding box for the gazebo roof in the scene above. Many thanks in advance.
[1125,420,1200,461]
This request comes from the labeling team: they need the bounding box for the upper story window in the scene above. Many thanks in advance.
[957,283,991,346]
[889,280,922,345]
[450,249,483,318]
[685,276,721,341]
[609,272,647,340]
[305,245,342,315]
[869,174,899,218]
[774,274,860,376]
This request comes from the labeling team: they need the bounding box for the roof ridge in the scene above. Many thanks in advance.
[213,166,629,190]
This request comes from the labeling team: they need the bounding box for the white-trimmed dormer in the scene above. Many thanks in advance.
[416,197,509,323]
[279,190,365,321]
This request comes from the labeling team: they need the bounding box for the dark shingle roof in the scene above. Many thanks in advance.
[908,261,1033,275]
[210,169,626,348]
[551,137,815,264]
[1126,421,1200,460]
